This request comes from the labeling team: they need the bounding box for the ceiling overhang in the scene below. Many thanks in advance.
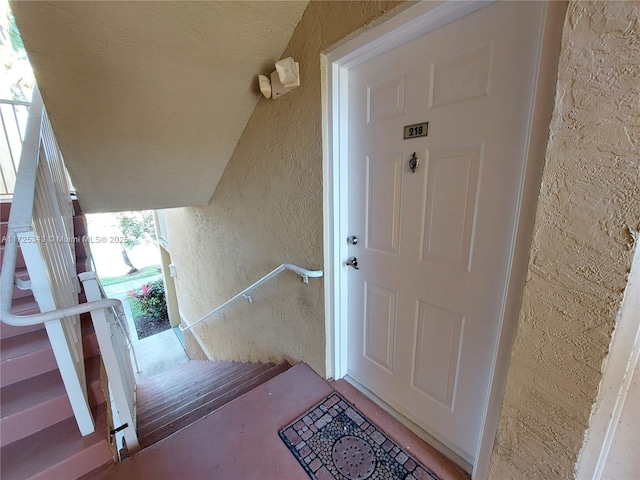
[11,1,309,212]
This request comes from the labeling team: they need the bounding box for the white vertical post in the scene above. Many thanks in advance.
[19,230,95,435]
[80,271,140,454]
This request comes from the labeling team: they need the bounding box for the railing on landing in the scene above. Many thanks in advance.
[0,88,97,435]
[180,263,323,332]
[0,89,123,326]
[0,89,138,450]
[0,98,30,196]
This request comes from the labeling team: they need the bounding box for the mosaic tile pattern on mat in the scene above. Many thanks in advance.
[279,392,441,480]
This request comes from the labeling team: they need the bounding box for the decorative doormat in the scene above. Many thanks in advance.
[279,392,441,480]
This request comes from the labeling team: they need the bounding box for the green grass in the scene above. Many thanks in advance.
[99,265,162,286]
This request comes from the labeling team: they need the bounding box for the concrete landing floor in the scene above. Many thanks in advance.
[131,328,189,381]
[88,363,469,480]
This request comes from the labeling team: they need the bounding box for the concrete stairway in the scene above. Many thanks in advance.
[2,199,294,478]
[136,360,291,449]
[0,200,113,480]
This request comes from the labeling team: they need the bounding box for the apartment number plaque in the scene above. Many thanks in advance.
[403,122,428,140]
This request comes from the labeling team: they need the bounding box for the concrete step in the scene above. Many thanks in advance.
[136,361,291,449]
[80,364,334,480]
[0,320,100,388]
[0,355,104,447]
[137,362,267,425]
[0,198,112,479]
[1,294,43,341]
[8,296,40,316]
[0,404,112,480]
[134,361,246,409]
[1,200,10,222]
[0,321,44,340]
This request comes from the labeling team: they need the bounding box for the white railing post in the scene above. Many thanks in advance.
[80,272,140,455]
[18,231,95,435]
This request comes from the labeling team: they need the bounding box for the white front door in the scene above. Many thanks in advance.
[345,1,547,463]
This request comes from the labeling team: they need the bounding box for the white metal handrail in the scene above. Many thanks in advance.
[179,263,323,332]
[0,88,128,437]
[0,98,30,195]
[0,90,122,327]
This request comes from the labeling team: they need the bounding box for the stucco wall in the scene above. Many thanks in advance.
[488,2,640,479]
[164,0,639,474]
[12,1,309,213]
[163,1,408,376]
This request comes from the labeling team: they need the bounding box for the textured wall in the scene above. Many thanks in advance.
[488,2,640,478]
[164,1,408,376]
[11,1,308,212]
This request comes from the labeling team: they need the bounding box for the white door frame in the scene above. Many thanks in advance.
[322,1,567,477]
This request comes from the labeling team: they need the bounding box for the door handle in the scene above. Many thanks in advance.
[345,257,359,270]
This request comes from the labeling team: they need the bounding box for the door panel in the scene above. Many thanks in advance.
[365,154,403,255]
[429,44,492,108]
[346,1,546,462]
[412,301,464,410]
[363,282,398,373]
[420,146,481,270]
[368,75,407,122]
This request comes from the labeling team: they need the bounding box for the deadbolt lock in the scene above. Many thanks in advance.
[345,257,359,270]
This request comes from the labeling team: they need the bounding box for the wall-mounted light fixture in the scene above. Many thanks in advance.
[258,57,300,99]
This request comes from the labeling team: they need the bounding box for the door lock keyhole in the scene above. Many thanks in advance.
[345,257,359,270]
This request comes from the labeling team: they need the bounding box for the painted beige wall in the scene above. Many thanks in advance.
[164,1,409,376]
[164,0,639,474]
[11,1,308,213]
[488,2,640,478]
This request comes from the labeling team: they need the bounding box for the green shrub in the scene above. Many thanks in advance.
[128,279,168,319]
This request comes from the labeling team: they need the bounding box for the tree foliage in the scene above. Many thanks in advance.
[116,211,156,249]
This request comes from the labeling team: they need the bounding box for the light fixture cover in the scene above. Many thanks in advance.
[275,57,298,85]
[258,74,272,99]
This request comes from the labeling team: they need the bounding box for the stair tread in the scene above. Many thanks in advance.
[0,356,103,447]
[1,202,111,477]
[8,295,40,316]
[137,361,290,448]
[0,319,99,388]
[137,362,275,428]
[136,361,255,407]
[1,355,101,418]
[0,201,10,222]
[135,361,241,399]
[0,328,51,362]
[0,320,93,361]
[136,360,237,388]
[0,405,112,480]
[0,321,44,341]
[1,369,67,418]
